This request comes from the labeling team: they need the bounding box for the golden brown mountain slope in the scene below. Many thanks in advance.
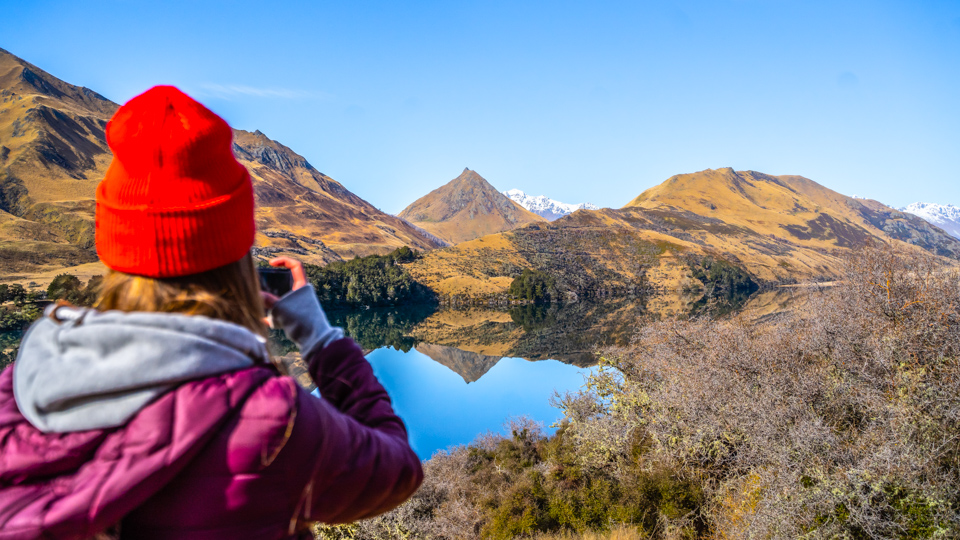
[0,47,445,281]
[625,168,960,267]
[398,168,545,244]
[407,168,960,299]
[234,130,448,262]
[0,48,116,277]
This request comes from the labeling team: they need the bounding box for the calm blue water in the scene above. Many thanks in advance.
[4,294,752,460]
[364,347,594,459]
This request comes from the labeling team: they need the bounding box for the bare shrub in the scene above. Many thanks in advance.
[559,246,960,537]
[314,443,486,540]
[316,246,960,539]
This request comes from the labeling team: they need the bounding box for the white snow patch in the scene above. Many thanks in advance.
[503,189,599,221]
[900,202,960,240]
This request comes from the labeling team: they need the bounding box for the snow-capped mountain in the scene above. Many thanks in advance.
[900,202,960,240]
[503,189,599,221]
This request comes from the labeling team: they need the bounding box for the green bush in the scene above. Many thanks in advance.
[508,268,557,302]
[340,418,705,540]
[47,274,81,301]
[0,283,27,306]
[687,256,756,292]
[46,274,101,306]
[0,276,102,371]
[0,330,25,372]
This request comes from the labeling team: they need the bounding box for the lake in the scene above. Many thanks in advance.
[1,288,802,459]
[365,349,593,459]
[283,288,801,458]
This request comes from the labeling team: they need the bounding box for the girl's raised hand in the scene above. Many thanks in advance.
[260,257,309,310]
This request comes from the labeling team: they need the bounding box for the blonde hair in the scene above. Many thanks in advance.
[96,252,268,338]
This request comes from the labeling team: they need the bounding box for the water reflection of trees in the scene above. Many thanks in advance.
[506,298,649,366]
[0,288,796,383]
[327,304,435,352]
[268,304,434,359]
[685,285,757,319]
[309,287,800,370]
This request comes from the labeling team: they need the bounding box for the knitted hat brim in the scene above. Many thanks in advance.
[95,169,256,278]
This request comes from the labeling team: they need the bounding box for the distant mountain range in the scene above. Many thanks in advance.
[502,189,598,221]
[900,202,960,240]
[0,47,444,280]
[407,168,960,300]
[398,168,545,244]
[4,47,960,297]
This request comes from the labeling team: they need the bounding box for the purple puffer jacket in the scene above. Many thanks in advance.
[0,328,422,539]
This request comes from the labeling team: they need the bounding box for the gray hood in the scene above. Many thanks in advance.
[13,305,269,433]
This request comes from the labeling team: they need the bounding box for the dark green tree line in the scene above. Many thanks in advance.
[508,268,557,302]
[304,247,435,307]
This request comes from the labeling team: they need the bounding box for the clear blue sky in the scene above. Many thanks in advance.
[3,0,959,213]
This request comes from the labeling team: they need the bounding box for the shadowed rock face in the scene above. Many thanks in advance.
[414,343,503,383]
[0,48,116,277]
[856,199,960,259]
[0,47,446,278]
[399,168,546,244]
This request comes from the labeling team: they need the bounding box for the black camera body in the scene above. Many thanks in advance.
[258,267,293,297]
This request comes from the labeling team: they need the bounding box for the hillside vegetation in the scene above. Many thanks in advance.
[319,246,960,539]
[0,274,100,369]
[304,247,436,307]
[406,169,960,302]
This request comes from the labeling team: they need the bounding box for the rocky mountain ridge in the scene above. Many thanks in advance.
[0,47,444,280]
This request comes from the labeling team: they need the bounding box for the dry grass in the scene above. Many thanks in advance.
[406,234,530,297]
[532,525,644,540]
[0,260,107,288]
[626,168,876,250]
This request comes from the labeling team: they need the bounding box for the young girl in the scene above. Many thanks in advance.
[0,86,422,539]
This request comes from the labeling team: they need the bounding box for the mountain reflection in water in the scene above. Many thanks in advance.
[293,287,800,381]
[274,288,806,457]
[271,287,803,390]
[0,288,804,459]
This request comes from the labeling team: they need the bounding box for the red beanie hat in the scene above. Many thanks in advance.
[96,85,255,278]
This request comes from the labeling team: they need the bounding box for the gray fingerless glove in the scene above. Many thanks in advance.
[269,284,344,358]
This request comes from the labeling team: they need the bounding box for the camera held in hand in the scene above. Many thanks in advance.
[258,267,293,297]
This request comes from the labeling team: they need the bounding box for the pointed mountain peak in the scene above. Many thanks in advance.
[452,167,493,186]
[399,169,545,244]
